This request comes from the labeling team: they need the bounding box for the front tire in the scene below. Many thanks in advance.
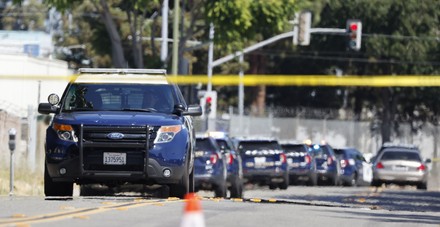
[44,163,73,197]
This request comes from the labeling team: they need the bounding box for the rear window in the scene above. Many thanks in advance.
[238,141,281,151]
[195,138,217,151]
[333,149,346,159]
[282,144,307,153]
[380,151,421,161]
[216,139,231,151]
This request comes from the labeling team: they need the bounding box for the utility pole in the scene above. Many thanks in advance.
[207,23,214,92]
[171,0,179,75]
[160,0,169,66]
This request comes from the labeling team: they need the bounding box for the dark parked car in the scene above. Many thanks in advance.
[306,142,341,186]
[38,68,202,198]
[281,142,317,186]
[236,138,289,190]
[194,135,228,198]
[207,131,243,198]
[333,148,372,186]
[371,143,430,190]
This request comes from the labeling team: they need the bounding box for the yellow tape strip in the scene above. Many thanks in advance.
[2,74,440,87]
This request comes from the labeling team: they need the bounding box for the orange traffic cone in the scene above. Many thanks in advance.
[180,193,205,227]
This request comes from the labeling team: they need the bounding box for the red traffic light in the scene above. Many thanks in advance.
[206,96,212,103]
[349,23,358,31]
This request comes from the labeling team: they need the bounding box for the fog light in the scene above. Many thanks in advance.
[163,169,171,178]
[59,168,66,175]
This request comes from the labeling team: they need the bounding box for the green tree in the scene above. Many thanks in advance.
[278,0,440,143]
[2,0,46,30]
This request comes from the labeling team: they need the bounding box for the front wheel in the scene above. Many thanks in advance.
[44,163,73,197]
[169,166,190,199]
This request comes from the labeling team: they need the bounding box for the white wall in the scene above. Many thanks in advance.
[0,53,72,116]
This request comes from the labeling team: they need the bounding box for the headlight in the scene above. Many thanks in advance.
[154,125,182,143]
[53,123,78,142]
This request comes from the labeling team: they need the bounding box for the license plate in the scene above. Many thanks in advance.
[392,165,408,171]
[103,152,126,165]
[254,157,266,168]
[290,162,300,168]
[195,151,205,157]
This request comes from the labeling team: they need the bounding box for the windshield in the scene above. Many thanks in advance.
[282,144,308,153]
[380,151,421,161]
[195,138,217,151]
[62,83,176,113]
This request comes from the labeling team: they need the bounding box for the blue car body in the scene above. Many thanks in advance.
[208,131,243,198]
[281,143,317,186]
[334,148,372,186]
[307,143,340,186]
[194,136,227,198]
[236,138,289,190]
[38,68,202,198]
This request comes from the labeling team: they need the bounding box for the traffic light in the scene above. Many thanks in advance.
[346,20,362,51]
[205,96,212,115]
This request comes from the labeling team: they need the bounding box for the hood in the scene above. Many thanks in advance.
[53,111,182,126]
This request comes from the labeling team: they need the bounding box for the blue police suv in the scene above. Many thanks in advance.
[194,135,228,198]
[207,131,243,198]
[38,68,202,198]
[307,142,341,186]
[236,138,289,190]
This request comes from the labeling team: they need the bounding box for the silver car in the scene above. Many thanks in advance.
[372,147,431,190]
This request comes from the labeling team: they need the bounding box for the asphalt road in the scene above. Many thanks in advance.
[1,185,439,227]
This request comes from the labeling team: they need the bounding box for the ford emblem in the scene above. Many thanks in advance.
[107,132,124,140]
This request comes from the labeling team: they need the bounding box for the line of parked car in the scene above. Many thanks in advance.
[194,132,432,198]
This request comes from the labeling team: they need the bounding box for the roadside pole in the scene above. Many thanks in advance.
[8,128,16,196]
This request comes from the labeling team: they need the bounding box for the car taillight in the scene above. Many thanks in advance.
[418,164,426,171]
[305,155,311,164]
[340,159,347,168]
[210,153,219,164]
[280,153,287,163]
[376,162,384,169]
[227,153,234,165]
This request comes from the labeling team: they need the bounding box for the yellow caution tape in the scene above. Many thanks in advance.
[2,74,440,87]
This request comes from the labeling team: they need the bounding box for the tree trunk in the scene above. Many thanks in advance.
[99,0,126,68]
[249,54,266,116]
[127,9,144,68]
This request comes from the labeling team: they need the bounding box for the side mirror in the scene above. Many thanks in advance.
[183,104,202,116]
[38,103,58,114]
[425,158,432,163]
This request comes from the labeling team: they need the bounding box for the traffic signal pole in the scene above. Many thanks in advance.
[206,11,360,125]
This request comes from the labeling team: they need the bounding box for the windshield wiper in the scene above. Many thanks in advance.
[121,108,157,112]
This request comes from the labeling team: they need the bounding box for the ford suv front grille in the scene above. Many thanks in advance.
[79,125,158,173]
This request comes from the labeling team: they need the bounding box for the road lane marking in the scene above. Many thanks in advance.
[0,198,182,226]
